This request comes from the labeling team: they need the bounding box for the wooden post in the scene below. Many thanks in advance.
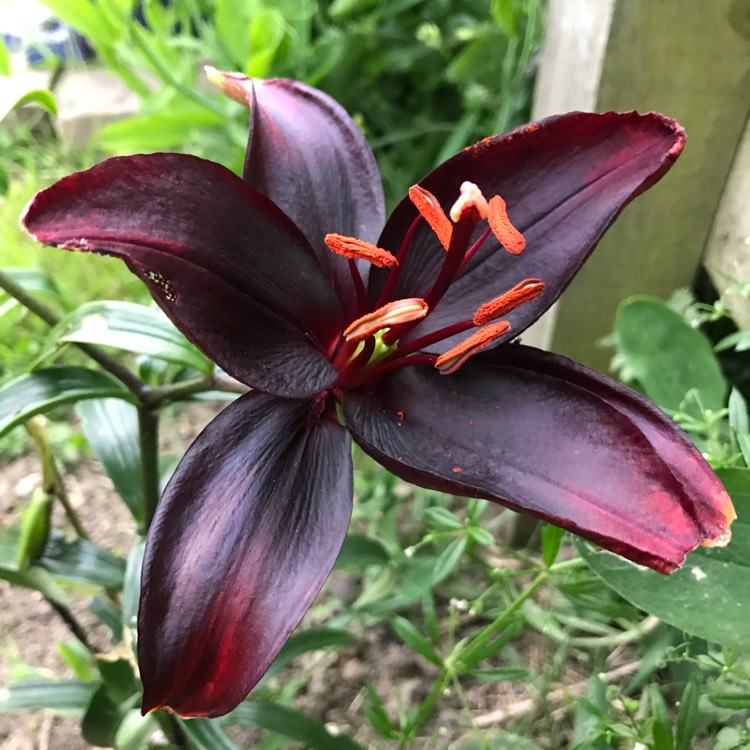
[525,0,750,371]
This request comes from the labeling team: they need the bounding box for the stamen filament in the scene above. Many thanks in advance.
[375,214,422,309]
[348,258,367,315]
[391,319,475,360]
[349,352,437,387]
[335,336,375,387]
[344,298,429,342]
[458,226,492,273]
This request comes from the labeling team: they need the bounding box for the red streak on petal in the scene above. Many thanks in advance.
[435,320,511,375]
[488,195,526,255]
[409,185,452,250]
[473,279,545,325]
[344,298,429,342]
[325,233,398,268]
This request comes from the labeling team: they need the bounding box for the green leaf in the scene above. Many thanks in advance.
[363,683,397,739]
[77,399,143,521]
[37,0,119,47]
[649,685,674,750]
[432,536,467,584]
[675,676,699,750]
[390,616,442,666]
[267,627,355,677]
[541,524,565,567]
[182,718,243,750]
[41,532,127,590]
[115,710,159,750]
[708,692,750,709]
[615,297,726,413]
[90,596,124,644]
[0,37,9,76]
[1,267,61,296]
[334,533,390,568]
[0,679,97,713]
[97,107,226,153]
[55,301,212,374]
[424,506,464,529]
[16,487,52,569]
[82,683,127,747]
[468,667,529,681]
[0,366,136,438]
[58,640,96,681]
[1,87,57,122]
[228,701,365,749]
[122,542,145,633]
[579,468,750,650]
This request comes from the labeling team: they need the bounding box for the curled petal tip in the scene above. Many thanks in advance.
[204,66,253,106]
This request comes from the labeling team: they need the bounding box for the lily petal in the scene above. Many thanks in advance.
[139,392,353,718]
[211,71,385,308]
[343,345,733,573]
[369,111,685,353]
[22,153,343,397]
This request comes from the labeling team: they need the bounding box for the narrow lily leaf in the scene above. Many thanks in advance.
[90,596,123,644]
[181,719,242,750]
[1,267,61,296]
[344,345,734,573]
[675,676,700,750]
[41,532,127,590]
[77,399,143,521]
[267,628,356,676]
[0,37,9,76]
[615,297,726,414]
[114,710,159,750]
[0,88,57,122]
[227,701,365,750]
[122,542,145,634]
[23,154,342,398]
[0,679,96,713]
[82,683,126,747]
[139,392,353,718]
[579,468,750,650]
[370,111,685,353]
[0,366,136,438]
[57,301,213,374]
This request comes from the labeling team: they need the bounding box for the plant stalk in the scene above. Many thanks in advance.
[138,406,161,530]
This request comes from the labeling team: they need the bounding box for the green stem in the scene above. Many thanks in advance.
[138,406,161,530]
[46,597,96,652]
[0,270,145,397]
[142,372,248,407]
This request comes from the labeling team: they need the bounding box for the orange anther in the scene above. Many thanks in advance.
[488,195,526,255]
[435,321,511,375]
[449,182,489,223]
[344,298,429,342]
[409,185,452,250]
[325,233,398,269]
[473,279,544,326]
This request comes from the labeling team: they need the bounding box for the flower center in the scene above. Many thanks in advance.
[326,181,543,390]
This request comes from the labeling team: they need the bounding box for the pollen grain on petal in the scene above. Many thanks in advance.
[435,320,511,375]
[449,181,489,223]
[473,279,545,326]
[409,185,452,250]
[488,195,526,255]
[344,298,429,342]
[325,233,398,269]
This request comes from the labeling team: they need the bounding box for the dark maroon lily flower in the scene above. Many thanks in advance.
[22,70,734,719]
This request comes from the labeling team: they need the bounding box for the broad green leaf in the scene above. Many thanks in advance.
[82,683,127,747]
[55,301,212,374]
[227,701,364,749]
[182,718,242,750]
[0,366,136,438]
[615,297,726,413]
[41,532,127,590]
[579,468,750,650]
[334,533,390,568]
[0,679,96,713]
[390,616,442,665]
[58,640,96,681]
[77,399,143,521]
